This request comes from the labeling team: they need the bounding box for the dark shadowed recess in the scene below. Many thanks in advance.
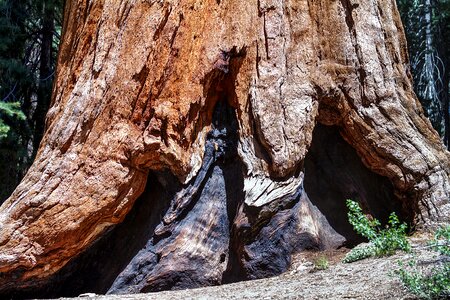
[304,124,407,246]
[1,111,413,299]
[108,99,245,294]
[1,100,244,299]
[2,170,181,299]
[2,58,249,298]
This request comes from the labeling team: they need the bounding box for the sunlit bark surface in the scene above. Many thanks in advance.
[0,0,448,297]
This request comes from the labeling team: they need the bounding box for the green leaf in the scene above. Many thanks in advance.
[0,101,26,120]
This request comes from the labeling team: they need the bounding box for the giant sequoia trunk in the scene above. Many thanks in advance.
[0,0,449,297]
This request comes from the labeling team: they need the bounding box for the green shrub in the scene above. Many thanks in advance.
[342,243,376,263]
[372,212,411,256]
[432,226,450,256]
[397,225,450,299]
[343,200,410,263]
[313,256,329,270]
[397,263,450,300]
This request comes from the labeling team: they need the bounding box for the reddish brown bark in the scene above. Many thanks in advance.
[0,0,448,296]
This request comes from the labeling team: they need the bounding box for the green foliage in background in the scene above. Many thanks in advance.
[343,200,410,263]
[0,102,25,138]
[0,0,63,201]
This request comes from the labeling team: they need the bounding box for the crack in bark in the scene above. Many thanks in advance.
[153,4,172,41]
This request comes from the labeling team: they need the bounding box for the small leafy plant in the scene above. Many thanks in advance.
[342,243,376,263]
[397,262,450,299]
[432,226,450,256]
[396,225,450,299]
[343,200,410,263]
[313,256,329,271]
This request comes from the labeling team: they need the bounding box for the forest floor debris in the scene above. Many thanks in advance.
[59,233,450,300]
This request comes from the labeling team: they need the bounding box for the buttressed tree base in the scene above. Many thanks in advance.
[0,0,449,297]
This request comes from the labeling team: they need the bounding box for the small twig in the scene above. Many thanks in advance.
[412,242,450,250]
[417,256,450,266]
[1,82,18,102]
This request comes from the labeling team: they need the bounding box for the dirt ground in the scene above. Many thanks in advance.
[67,235,445,300]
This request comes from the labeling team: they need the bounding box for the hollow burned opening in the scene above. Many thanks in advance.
[1,42,424,298]
[304,124,408,246]
[5,99,245,299]
[2,169,182,299]
[4,111,417,299]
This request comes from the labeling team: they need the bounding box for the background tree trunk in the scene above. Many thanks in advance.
[33,0,56,157]
[0,0,448,297]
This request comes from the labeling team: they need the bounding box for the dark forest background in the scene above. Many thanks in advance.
[0,0,449,203]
